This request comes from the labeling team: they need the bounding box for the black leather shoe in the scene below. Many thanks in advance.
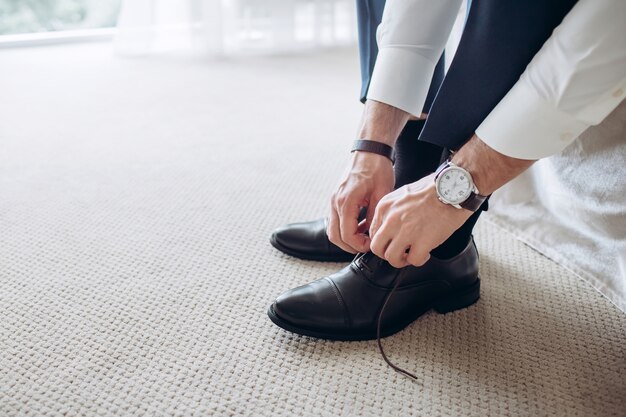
[268,238,480,340]
[270,218,355,262]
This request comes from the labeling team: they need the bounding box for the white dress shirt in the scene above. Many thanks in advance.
[366,0,626,160]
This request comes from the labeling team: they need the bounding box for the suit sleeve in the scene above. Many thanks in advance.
[476,0,626,160]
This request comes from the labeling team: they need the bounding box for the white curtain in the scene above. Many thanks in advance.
[114,0,356,56]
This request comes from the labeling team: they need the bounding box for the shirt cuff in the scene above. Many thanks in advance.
[476,81,590,160]
[365,47,437,117]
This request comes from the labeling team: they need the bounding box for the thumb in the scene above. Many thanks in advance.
[355,194,383,252]
[365,192,384,233]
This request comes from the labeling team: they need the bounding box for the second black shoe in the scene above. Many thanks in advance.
[268,237,480,341]
[270,217,354,262]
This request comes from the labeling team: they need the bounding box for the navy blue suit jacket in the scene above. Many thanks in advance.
[356,0,578,150]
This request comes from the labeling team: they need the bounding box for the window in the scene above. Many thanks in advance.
[0,0,121,35]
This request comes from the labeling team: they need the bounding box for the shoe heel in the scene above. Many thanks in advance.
[434,278,480,314]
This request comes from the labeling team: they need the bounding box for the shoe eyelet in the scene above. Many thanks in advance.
[355,253,374,274]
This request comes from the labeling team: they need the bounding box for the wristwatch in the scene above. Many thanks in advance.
[434,160,488,211]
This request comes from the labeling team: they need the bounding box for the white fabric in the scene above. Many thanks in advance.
[369,0,626,159]
[366,0,462,116]
[114,0,356,56]
[487,100,626,313]
[478,0,626,159]
[476,82,590,160]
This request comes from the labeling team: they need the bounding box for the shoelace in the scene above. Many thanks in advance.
[356,253,419,382]
[376,273,419,381]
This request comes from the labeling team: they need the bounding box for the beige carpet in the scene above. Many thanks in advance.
[0,43,624,417]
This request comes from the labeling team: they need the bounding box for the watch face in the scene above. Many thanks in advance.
[437,167,473,204]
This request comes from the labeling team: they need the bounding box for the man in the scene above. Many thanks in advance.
[267,0,626,378]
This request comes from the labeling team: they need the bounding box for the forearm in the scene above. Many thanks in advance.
[357,100,412,147]
[358,98,533,194]
[452,135,535,195]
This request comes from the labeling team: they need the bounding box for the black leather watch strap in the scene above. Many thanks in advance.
[459,193,488,212]
[351,140,395,164]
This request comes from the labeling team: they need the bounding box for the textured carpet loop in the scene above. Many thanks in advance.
[0,43,624,417]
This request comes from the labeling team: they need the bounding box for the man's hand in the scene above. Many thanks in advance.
[327,99,412,254]
[369,134,535,267]
[328,151,394,253]
[369,174,472,267]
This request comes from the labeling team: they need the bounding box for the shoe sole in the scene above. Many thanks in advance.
[267,278,480,341]
[269,234,355,263]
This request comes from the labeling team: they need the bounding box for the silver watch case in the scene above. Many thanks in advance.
[434,162,479,209]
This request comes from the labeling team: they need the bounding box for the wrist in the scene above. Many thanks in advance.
[351,139,395,164]
[357,100,412,147]
[351,149,393,167]
[357,129,397,148]
[451,134,535,195]
[451,151,494,196]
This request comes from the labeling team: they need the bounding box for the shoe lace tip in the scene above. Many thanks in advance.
[376,273,422,384]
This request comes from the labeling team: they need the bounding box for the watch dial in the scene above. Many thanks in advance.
[438,168,472,204]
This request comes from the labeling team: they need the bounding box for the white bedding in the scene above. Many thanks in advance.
[486,101,626,313]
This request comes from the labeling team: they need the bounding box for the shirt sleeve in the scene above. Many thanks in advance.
[476,0,626,160]
[365,0,462,117]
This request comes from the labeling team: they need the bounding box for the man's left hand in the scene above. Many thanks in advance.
[369,173,473,268]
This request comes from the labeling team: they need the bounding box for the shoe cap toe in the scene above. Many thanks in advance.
[272,278,348,331]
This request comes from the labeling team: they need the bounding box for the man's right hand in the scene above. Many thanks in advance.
[327,151,395,254]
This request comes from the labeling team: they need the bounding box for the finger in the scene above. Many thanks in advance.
[369,194,392,242]
[369,214,380,241]
[370,226,392,259]
[328,204,357,254]
[369,203,384,240]
[406,245,431,267]
[339,201,368,252]
[364,192,385,231]
[357,218,369,235]
[356,191,383,251]
[356,218,372,253]
[384,238,411,268]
